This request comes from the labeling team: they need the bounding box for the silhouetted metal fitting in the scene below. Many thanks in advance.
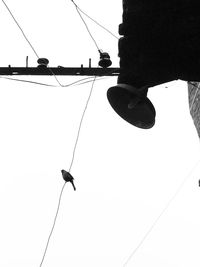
[37,58,49,67]
[107,83,156,129]
[98,52,112,68]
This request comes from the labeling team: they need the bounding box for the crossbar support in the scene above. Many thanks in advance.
[0,66,120,76]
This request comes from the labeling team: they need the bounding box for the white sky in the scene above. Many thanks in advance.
[0,1,200,267]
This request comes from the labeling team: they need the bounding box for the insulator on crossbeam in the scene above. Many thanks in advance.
[98,51,112,68]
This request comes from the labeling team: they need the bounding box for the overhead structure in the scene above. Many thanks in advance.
[1,1,200,134]
[107,0,200,129]
[0,55,119,77]
[0,65,119,76]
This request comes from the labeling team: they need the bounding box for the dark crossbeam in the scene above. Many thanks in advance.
[0,66,120,76]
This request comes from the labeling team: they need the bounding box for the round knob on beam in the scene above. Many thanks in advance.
[37,58,49,68]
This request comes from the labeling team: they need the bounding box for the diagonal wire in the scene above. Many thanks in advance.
[68,76,97,173]
[0,75,111,87]
[2,0,64,87]
[70,1,119,40]
[38,75,97,267]
[1,0,39,59]
[75,76,109,86]
[123,159,200,267]
[0,76,55,87]
[38,74,98,267]
[39,182,67,267]
[70,0,101,51]
[48,68,65,87]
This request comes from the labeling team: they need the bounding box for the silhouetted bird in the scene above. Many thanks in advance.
[61,170,76,191]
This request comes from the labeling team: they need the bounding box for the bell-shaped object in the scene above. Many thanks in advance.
[107,84,156,129]
[98,52,112,68]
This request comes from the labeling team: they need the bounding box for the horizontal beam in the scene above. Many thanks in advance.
[0,66,120,76]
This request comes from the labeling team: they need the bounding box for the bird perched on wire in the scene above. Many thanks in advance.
[61,170,76,191]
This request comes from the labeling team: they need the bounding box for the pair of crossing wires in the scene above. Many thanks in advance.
[2,1,200,266]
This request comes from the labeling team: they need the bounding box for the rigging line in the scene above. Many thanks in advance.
[2,0,39,59]
[70,0,101,51]
[47,67,116,87]
[48,68,65,87]
[0,75,109,87]
[39,182,67,267]
[0,76,55,87]
[70,1,119,40]
[122,159,200,267]
[73,67,119,86]
[39,76,97,266]
[68,76,97,173]
[75,76,111,86]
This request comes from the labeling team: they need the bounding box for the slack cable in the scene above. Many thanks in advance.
[39,182,67,267]
[2,0,39,58]
[69,0,119,40]
[70,0,101,51]
[38,76,97,267]
[68,76,96,173]
[0,75,109,87]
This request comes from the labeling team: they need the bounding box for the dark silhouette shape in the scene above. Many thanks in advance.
[107,84,155,129]
[37,58,49,68]
[107,0,200,129]
[61,170,76,191]
[98,51,112,68]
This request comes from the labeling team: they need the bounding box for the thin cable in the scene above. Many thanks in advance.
[68,76,97,173]
[0,76,56,87]
[71,0,101,51]
[38,76,97,266]
[2,0,39,59]
[39,182,67,267]
[123,159,200,267]
[0,75,109,87]
[71,1,119,40]
[75,76,109,86]
[48,68,65,87]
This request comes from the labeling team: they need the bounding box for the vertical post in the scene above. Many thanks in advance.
[26,56,28,68]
